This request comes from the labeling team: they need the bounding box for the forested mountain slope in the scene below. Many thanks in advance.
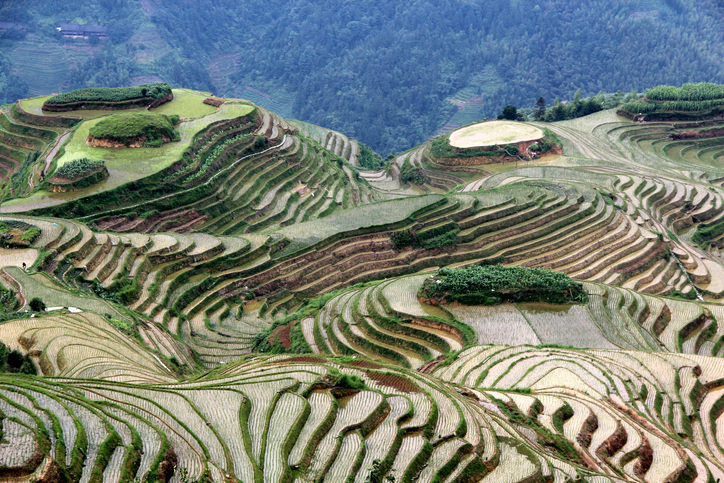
[2,0,724,153]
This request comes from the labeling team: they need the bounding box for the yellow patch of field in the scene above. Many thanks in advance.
[0,248,38,268]
[149,89,218,119]
[449,120,543,148]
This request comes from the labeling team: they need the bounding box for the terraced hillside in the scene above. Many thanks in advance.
[3,85,724,482]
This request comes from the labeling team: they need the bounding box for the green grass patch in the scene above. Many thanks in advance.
[150,89,218,119]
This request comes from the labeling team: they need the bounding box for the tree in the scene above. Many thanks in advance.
[29,297,46,312]
[498,105,518,120]
[367,459,395,483]
[546,99,567,122]
[534,97,546,121]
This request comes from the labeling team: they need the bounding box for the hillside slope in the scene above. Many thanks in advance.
[2,86,724,482]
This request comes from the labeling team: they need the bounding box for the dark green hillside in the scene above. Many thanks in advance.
[3,0,724,153]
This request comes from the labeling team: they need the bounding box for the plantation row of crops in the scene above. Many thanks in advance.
[3,87,724,483]
[0,104,59,200]
[619,83,724,117]
[0,345,721,483]
[646,83,724,102]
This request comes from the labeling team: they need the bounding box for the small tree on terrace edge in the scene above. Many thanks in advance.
[498,104,518,120]
[534,96,546,121]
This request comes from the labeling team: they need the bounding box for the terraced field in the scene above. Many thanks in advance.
[2,86,724,482]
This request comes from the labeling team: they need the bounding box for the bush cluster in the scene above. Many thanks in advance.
[0,341,36,375]
[621,82,724,115]
[45,83,172,105]
[0,220,42,247]
[421,264,588,305]
[399,160,426,185]
[391,223,460,250]
[89,112,179,145]
[54,158,105,180]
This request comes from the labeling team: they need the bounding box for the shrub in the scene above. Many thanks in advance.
[20,227,41,242]
[358,144,386,170]
[45,83,171,105]
[0,342,36,375]
[390,229,418,248]
[399,160,426,185]
[53,158,105,180]
[421,264,588,305]
[89,112,179,145]
[29,297,46,312]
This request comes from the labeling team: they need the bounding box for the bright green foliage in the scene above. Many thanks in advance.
[422,264,588,305]
[45,83,172,105]
[53,158,105,180]
[359,144,386,170]
[89,112,179,144]
[622,82,724,115]
[0,285,18,313]
[646,83,724,101]
[183,132,251,183]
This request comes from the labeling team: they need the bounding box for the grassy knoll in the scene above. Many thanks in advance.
[0,102,255,213]
[449,120,543,148]
[88,112,179,146]
[150,88,218,119]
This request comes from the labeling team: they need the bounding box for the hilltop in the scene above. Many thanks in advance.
[3,1,724,154]
[1,82,724,482]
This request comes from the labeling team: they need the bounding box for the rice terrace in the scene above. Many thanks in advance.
[4,80,724,483]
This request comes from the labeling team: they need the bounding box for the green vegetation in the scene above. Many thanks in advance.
[358,144,386,170]
[0,285,18,313]
[88,112,180,146]
[430,134,505,159]
[399,159,426,185]
[44,83,172,106]
[0,72,723,483]
[28,297,46,312]
[421,265,588,305]
[52,158,105,180]
[621,82,724,118]
[0,341,36,374]
[0,220,41,247]
[390,223,460,250]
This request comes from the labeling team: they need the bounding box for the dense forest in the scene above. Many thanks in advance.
[1,0,724,153]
